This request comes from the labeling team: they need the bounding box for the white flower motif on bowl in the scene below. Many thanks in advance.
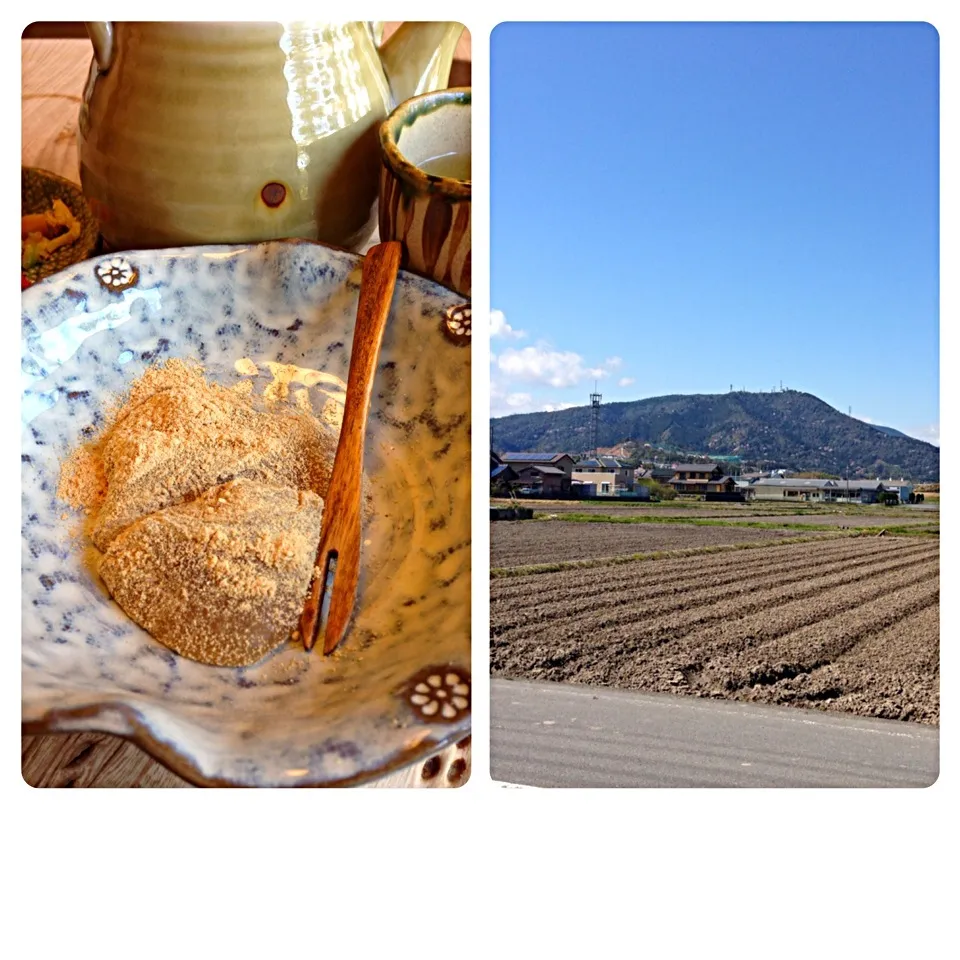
[95,257,138,291]
[406,667,471,722]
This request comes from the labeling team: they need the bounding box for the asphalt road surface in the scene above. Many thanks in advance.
[491,679,939,788]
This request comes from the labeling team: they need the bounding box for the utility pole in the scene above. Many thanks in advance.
[590,383,602,458]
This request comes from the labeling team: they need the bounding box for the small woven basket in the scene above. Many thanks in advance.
[21,167,99,284]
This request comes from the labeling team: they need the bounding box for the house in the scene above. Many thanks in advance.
[751,478,888,502]
[498,453,576,497]
[571,479,598,497]
[572,469,617,495]
[574,456,634,491]
[490,452,519,493]
[512,464,570,496]
[499,452,576,477]
[668,462,733,495]
[635,466,675,484]
[881,479,914,503]
[734,478,756,500]
[490,462,518,490]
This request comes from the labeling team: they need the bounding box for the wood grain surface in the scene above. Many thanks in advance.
[21,33,471,789]
[301,242,401,654]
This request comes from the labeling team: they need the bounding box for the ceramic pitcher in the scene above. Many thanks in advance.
[78,22,463,252]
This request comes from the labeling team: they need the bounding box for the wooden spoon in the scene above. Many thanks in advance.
[300,241,402,654]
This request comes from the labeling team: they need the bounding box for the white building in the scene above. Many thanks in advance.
[572,470,617,495]
[751,478,887,502]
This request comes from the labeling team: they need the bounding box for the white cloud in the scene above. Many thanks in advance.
[505,391,533,409]
[489,312,622,417]
[618,377,636,388]
[912,423,940,446]
[490,309,525,340]
[490,388,581,418]
[494,345,622,389]
[490,381,537,417]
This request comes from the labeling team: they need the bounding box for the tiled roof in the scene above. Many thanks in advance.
[578,456,624,469]
[532,465,565,475]
[671,463,720,472]
[500,452,570,463]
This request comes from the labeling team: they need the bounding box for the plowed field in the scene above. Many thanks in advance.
[490,537,940,723]
[491,519,831,568]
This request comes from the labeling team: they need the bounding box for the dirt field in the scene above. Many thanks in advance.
[491,520,832,568]
[714,514,936,527]
[491,536,940,724]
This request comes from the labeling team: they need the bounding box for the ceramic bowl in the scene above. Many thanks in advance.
[21,167,99,284]
[21,240,472,787]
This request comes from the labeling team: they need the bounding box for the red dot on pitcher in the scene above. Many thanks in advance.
[261,182,286,207]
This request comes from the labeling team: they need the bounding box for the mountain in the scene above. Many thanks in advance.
[868,423,911,440]
[491,390,939,481]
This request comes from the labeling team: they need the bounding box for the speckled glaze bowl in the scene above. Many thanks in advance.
[21,240,471,787]
[21,167,99,284]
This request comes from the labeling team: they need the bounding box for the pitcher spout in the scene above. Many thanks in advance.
[379,22,464,106]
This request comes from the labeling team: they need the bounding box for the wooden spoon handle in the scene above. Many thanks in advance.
[300,241,402,654]
[336,242,402,480]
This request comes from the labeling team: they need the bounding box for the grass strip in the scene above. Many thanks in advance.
[491,498,933,519]
[532,513,939,534]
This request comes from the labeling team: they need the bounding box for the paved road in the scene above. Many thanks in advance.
[491,679,939,788]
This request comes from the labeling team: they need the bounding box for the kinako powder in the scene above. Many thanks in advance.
[57,359,341,667]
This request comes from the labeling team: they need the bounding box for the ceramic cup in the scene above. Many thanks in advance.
[378,87,471,297]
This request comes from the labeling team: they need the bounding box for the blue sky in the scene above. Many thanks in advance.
[491,22,939,445]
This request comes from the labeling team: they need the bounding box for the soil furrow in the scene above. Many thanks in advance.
[703,580,940,690]
[491,533,912,599]
[491,520,830,568]
[491,543,938,641]
[597,556,939,672]
[490,532,940,724]
[492,538,932,621]
[491,557,939,687]
[786,604,940,723]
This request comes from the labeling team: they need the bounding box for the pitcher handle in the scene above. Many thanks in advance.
[86,22,115,72]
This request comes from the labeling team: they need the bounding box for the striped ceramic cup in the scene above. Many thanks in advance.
[378,87,471,297]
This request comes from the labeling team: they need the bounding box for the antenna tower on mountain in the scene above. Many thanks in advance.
[590,382,602,457]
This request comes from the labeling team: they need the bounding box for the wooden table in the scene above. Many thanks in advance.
[21,32,471,789]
